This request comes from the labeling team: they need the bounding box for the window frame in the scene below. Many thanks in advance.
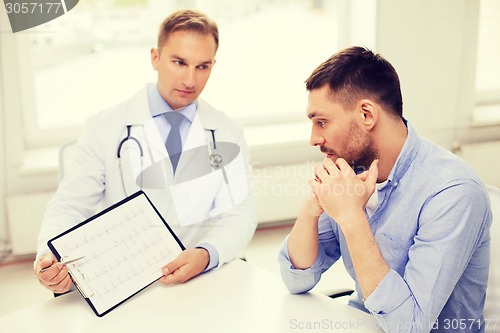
[471,0,500,128]
[6,1,342,151]
[4,0,499,160]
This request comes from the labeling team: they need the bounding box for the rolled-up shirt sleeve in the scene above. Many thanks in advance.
[278,212,341,294]
[364,182,491,333]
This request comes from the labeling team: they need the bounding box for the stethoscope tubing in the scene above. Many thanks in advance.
[117,125,143,158]
[116,125,231,202]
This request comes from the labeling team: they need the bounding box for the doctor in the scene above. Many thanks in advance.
[34,9,257,294]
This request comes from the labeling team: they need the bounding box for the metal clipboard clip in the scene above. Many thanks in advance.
[61,256,95,299]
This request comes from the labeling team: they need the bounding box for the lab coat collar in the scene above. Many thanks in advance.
[124,86,151,126]
[121,84,220,182]
[124,84,219,131]
[196,99,217,131]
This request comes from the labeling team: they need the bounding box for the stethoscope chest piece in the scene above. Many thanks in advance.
[209,153,223,168]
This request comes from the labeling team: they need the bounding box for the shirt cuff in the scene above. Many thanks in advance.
[364,268,411,315]
[34,249,52,266]
[277,236,330,294]
[280,236,328,272]
[196,243,219,272]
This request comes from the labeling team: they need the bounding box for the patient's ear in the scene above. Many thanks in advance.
[358,100,377,130]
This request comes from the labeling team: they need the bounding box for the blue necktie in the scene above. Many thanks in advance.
[164,112,186,173]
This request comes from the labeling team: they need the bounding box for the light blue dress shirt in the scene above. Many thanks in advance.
[147,83,219,271]
[279,121,492,333]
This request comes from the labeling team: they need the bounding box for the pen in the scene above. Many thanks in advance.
[38,256,86,274]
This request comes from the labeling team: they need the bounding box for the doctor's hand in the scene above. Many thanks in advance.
[159,248,210,285]
[33,253,72,294]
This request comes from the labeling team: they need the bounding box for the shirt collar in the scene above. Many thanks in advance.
[147,83,197,123]
[383,119,421,188]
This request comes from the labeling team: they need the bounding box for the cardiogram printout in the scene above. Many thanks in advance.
[47,191,184,316]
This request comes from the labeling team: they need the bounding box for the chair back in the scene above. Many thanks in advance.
[58,140,77,182]
[484,185,500,332]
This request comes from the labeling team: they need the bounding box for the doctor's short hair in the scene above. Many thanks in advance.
[157,9,219,52]
[305,46,403,120]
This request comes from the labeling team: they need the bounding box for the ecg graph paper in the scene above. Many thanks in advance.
[49,193,183,315]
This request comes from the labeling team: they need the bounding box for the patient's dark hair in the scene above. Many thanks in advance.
[305,46,403,119]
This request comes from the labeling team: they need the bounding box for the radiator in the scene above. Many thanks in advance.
[6,192,54,256]
[455,141,500,187]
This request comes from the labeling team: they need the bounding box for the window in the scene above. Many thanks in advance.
[474,0,500,125]
[9,0,340,147]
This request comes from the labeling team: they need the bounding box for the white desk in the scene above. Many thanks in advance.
[0,260,382,332]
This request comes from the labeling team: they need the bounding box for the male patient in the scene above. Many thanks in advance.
[34,9,256,294]
[279,46,492,333]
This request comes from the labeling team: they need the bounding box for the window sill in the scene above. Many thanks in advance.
[19,121,322,176]
[19,146,60,176]
[472,104,500,127]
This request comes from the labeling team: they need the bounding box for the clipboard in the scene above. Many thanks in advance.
[47,191,185,317]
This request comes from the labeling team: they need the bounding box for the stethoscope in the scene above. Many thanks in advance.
[117,125,229,199]
[208,129,223,168]
[117,125,144,195]
[117,125,143,159]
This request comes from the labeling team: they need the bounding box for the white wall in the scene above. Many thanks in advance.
[456,141,500,188]
[374,0,500,186]
[0,42,7,250]
[339,0,481,149]
[376,0,480,149]
[0,7,11,252]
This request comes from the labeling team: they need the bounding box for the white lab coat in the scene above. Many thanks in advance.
[37,84,257,268]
